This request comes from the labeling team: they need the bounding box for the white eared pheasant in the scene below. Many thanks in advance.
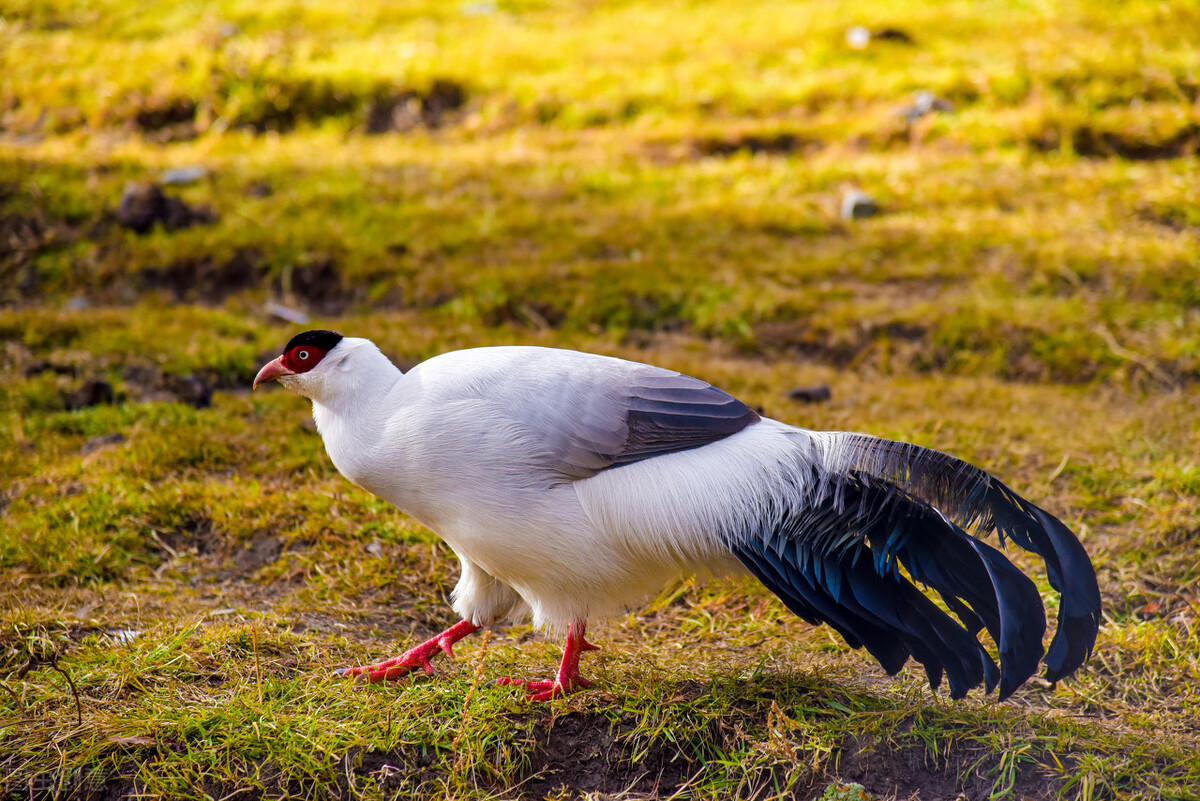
[254,330,1101,701]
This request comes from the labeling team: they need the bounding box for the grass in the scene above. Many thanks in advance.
[2,0,1200,798]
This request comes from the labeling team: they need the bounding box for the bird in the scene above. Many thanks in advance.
[253,330,1101,702]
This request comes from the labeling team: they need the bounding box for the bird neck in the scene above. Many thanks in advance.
[307,344,406,490]
[309,340,403,427]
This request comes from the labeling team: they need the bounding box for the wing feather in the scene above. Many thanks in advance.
[518,357,760,477]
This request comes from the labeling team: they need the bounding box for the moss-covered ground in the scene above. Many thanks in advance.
[2,1,1198,798]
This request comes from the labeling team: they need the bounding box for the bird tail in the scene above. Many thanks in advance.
[728,430,1101,699]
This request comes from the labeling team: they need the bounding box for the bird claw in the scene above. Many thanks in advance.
[339,620,481,685]
[345,663,408,684]
[496,675,593,701]
[343,648,436,683]
[495,621,598,701]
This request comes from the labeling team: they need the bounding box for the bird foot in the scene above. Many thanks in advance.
[343,647,435,683]
[496,674,594,702]
[496,620,598,701]
[341,620,480,684]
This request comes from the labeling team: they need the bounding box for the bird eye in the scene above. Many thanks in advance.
[297,350,310,361]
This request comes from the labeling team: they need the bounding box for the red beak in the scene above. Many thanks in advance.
[253,356,295,389]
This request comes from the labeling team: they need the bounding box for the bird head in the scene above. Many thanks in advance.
[253,329,346,398]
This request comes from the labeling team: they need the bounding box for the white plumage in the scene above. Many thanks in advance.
[255,331,1101,701]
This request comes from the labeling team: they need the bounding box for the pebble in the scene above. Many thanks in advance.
[82,432,127,453]
[845,26,871,49]
[245,180,273,198]
[265,302,311,325]
[898,90,954,123]
[841,189,880,220]
[67,377,115,409]
[160,166,208,185]
[787,385,833,404]
[846,26,914,49]
[115,182,216,234]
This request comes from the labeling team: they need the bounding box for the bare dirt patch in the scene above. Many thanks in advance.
[133,99,200,143]
[115,182,217,234]
[693,132,824,158]
[365,79,469,134]
[837,732,1049,801]
[345,705,1071,800]
[1033,123,1200,160]
[645,131,824,162]
[520,713,698,798]
[139,249,262,303]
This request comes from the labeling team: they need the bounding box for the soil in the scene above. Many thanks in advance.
[519,713,698,798]
[115,182,217,234]
[643,132,824,163]
[133,99,199,142]
[149,517,289,584]
[693,132,825,158]
[271,257,351,313]
[365,79,468,134]
[139,249,261,303]
[837,732,1051,801]
[1032,123,1200,160]
[77,704,1060,801]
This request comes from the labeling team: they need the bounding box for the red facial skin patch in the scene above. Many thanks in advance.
[282,345,327,373]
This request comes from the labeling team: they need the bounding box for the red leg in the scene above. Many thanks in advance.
[497,620,598,702]
[342,619,480,683]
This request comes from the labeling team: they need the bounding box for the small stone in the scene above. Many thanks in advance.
[116,183,166,233]
[264,301,310,325]
[115,182,216,234]
[160,166,208,185]
[841,190,880,220]
[82,432,126,453]
[787,384,833,404]
[847,27,914,50]
[845,26,871,49]
[898,90,954,123]
[67,378,115,409]
[245,180,273,198]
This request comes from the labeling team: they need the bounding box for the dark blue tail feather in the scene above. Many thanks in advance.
[806,432,1102,690]
[980,485,1102,683]
[730,471,1055,699]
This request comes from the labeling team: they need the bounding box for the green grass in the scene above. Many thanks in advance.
[3,0,1200,798]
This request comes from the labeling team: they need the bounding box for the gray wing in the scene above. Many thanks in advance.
[500,350,760,479]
